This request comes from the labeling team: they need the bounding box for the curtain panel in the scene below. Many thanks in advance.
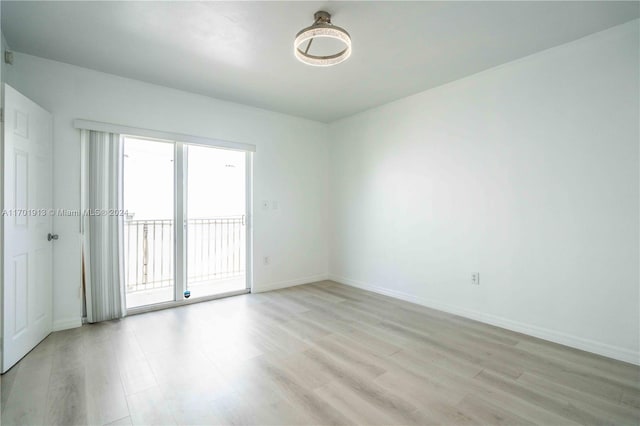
[81,130,126,322]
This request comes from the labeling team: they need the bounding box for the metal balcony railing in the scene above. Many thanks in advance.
[124,216,245,293]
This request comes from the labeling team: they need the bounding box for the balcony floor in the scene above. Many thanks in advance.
[126,276,246,309]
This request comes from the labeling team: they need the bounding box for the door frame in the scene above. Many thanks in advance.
[119,135,254,315]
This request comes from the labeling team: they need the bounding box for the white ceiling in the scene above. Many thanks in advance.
[3,1,638,122]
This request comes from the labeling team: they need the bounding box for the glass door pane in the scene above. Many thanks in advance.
[186,145,246,299]
[123,137,175,308]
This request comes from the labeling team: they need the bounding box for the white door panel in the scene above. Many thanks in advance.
[3,84,53,373]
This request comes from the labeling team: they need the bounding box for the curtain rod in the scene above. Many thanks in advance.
[73,119,256,153]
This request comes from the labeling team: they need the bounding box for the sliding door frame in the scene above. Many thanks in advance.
[245,151,253,293]
[126,139,252,315]
[174,141,187,304]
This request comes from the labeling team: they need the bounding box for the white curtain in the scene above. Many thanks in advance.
[81,130,126,323]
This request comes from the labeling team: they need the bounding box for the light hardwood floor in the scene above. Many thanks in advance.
[2,281,639,425]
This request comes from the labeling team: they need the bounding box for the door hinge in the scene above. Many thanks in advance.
[0,107,4,123]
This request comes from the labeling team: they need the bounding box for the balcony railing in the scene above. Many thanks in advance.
[124,216,245,293]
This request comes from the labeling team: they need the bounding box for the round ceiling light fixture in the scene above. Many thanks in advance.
[294,11,351,67]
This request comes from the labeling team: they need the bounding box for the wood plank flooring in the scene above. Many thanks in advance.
[2,281,639,425]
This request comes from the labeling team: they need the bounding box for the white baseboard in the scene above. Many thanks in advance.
[328,274,640,366]
[253,273,329,293]
[53,317,82,332]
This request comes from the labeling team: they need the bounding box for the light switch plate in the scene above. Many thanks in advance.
[472,273,480,285]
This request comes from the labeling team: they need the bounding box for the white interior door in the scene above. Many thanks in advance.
[2,84,53,373]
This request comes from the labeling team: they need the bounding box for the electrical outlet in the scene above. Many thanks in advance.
[471,273,480,285]
[263,256,270,266]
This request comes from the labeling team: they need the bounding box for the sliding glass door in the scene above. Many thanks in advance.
[122,136,250,310]
[123,137,175,309]
[186,145,246,298]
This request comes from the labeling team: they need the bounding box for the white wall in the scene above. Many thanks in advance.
[328,20,639,364]
[6,54,329,330]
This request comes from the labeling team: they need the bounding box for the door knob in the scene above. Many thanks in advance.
[47,233,59,241]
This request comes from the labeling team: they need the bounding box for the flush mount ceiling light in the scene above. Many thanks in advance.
[294,11,351,67]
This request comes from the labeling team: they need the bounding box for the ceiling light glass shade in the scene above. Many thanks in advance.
[294,12,351,67]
